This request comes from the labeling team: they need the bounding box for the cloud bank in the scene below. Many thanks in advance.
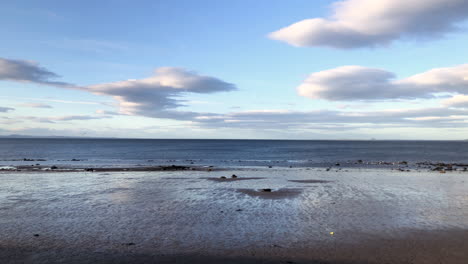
[2,56,467,136]
[193,107,468,130]
[269,0,468,48]
[22,115,113,124]
[297,64,468,100]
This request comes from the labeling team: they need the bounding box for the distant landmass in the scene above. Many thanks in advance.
[0,134,115,139]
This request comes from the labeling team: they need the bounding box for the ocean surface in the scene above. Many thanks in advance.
[1,138,467,168]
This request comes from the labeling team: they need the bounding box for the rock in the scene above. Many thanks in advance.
[236,209,243,212]
[85,168,94,172]
[231,174,237,178]
[268,166,273,168]
[122,242,135,246]
[50,166,58,170]
[335,163,340,166]
[262,188,272,192]
[33,234,39,237]
[220,176,227,179]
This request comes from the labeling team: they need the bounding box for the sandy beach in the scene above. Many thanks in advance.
[1,167,468,263]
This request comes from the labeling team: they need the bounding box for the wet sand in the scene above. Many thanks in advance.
[1,168,468,263]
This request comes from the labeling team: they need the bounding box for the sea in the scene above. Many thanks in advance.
[1,138,467,168]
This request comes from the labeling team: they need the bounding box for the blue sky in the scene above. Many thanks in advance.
[1,0,468,139]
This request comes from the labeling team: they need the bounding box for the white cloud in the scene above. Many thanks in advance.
[269,0,468,48]
[18,103,53,109]
[84,67,236,118]
[0,57,236,121]
[298,64,468,101]
[443,95,468,108]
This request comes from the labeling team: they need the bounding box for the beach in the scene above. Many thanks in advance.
[1,167,468,263]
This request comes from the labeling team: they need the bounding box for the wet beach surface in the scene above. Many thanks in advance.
[1,168,468,263]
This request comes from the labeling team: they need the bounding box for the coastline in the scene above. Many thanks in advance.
[2,159,468,173]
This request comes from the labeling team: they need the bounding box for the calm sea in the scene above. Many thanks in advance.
[0,138,467,168]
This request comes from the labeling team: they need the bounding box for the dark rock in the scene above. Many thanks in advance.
[220,176,226,179]
[335,163,340,166]
[231,174,237,178]
[50,166,58,170]
[85,168,94,172]
[122,242,135,246]
[33,234,39,237]
[262,188,272,192]
[236,209,243,212]
[161,165,189,171]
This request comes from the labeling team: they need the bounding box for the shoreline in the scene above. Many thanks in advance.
[1,160,468,173]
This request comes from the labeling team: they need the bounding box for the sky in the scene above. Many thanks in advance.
[1,0,468,139]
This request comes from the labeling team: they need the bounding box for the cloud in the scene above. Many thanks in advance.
[194,107,468,130]
[95,109,122,115]
[443,95,468,108]
[297,64,468,101]
[22,115,113,124]
[18,103,53,109]
[84,67,236,118]
[0,57,236,121]
[269,0,468,48]
[0,58,71,87]
[0,106,14,113]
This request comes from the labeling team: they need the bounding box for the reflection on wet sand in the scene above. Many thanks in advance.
[1,168,468,263]
[288,179,333,183]
[201,177,265,182]
[237,188,303,199]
